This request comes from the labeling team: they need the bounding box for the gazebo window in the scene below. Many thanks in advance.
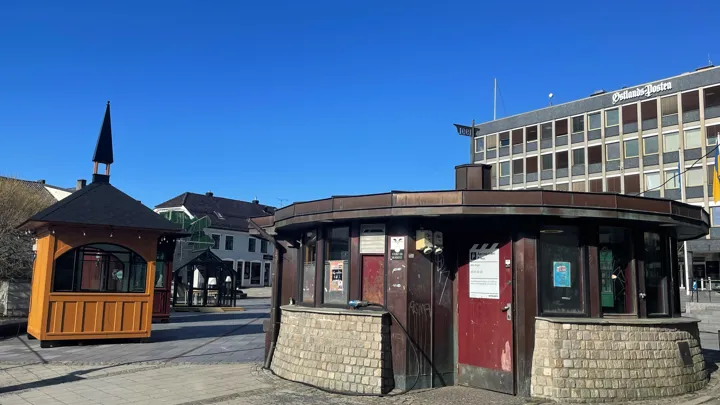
[301,230,318,304]
[323,226,350,305]
[599,227,634,314]
[53,244,147,293]
[644,232,669,316]
[538,226,585,316]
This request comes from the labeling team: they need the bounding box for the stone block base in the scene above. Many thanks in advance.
[531,318,707,402]
[271,306,394,394]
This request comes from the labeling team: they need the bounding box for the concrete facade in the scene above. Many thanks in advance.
[271,306,394,394]
[0,281,30,317]
[531,318,707,402]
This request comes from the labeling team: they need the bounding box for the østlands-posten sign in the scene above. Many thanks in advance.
[612,81,672,104]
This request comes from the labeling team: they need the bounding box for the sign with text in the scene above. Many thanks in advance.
[328,260,344,292]
[612,81,672,104]
[390,236,405,260]
[469,243,500,299]
[553,261,571,288]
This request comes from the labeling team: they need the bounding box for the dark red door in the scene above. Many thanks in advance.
[457,238,514,394]
[362,255,385,305]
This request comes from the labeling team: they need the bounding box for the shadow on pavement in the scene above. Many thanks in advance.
[168,312,269,323]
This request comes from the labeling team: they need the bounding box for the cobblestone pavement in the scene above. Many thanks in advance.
[0,298,269,365]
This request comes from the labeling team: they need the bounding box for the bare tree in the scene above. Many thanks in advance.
[0,178,54,281]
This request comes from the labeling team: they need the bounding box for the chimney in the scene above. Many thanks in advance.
[252,199,259,204]
[206,191,214,197]
[37,180,46,184]
[76,179,86,190]
[455,164,493,191]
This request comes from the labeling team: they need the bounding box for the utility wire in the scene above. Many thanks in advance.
[634,144,718,197]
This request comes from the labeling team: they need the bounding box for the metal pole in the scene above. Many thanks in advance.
[493,78,497,121]
[470,119,475,163]
[680,159,692,296]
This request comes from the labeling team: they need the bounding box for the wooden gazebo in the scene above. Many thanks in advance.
[19,103,185,347]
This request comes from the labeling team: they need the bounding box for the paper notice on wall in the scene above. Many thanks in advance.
[390,236,405,260]
[469,243,500,299]
[360,224,386,254]
[553,261,571,288]
[328,260,344,292]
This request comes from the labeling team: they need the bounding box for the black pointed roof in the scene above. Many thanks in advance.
[92,102,114,165]
[18,181,183,233]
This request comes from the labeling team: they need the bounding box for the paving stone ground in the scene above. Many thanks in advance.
[0,291,719,404]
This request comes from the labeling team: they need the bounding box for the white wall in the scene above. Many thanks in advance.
[204,227,274,288]
[44,186,72,201]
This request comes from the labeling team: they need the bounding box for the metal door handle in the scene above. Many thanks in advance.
[501,304,511,312]
[639,292,646,299]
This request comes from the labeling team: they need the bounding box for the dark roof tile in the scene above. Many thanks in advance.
[156,192,275,232]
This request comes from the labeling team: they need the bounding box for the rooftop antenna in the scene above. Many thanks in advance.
[548,93,554,106]
[493,78,497,120]
[709,53,713,66]
[277,198,288,207]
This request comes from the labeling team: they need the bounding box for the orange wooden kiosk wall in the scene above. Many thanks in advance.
[27,227,162,342]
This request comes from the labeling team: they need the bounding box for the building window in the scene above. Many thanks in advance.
[248,238,256,252]
[705,85,720,109]
[622,104,638,127]
[641,100,657,123]
[475,137,484,153]
[588,113,601,130]
[251,262,262,284]
[236,260,244,279]
[606,142,620,162]
[605,109,619,128]
[664,170,680,189]
[243,261,251,280]
[261,240,268,253]
[500,161,510,178]
[607,177,621,193]
[663,131,680,152]
[643,136,658,155]
[599,227,634,314]
[512,159,523,175]
[556,183,569,191]
[685,128,702,149]
[572,116,584,133]
[624,174,640,194]
[512,129,523,145]
[589,178,603,192]
[686,167,704,187]
[556,151,568,169]
[52,244,147,293]
[541,154,553,171]
[713,207,720,226]
[301,230,317,304]
[526,125,538,142]
[486,134,497,151]
[211,234,220,250]
[624,138,639,158]
[645,172,661,191]
[555,119,568,137]
[644,232,669,315]
[707,124,720,147]
[682,91,700,113]
[538,226,584,315]
[499,132,510,147]
[661,96,678,118]
[572,181,585,192]
[225,235,234,250]
[588,145,602,165]
[541,123,552,140]
[526,156,538,174]
[572,148,585,165]
[324,227,350,305]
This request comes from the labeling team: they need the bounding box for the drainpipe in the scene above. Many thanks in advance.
[248,219,283,370]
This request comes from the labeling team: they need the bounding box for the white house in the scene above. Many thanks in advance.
[154,191,275,287]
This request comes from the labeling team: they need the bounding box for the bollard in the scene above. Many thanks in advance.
[701,278,705,291]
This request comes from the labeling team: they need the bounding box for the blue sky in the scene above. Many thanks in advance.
[1,0,719,208]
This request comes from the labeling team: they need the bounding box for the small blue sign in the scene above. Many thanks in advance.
[553,261,571,288]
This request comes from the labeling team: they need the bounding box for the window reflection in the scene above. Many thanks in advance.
[599,227,633,314]
[538,226,584,315]
[644,232,668,315]
[302,230,317,303]
[324,227,350,305]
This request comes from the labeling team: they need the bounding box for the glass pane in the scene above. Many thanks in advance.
[541,124,552,140]
[713,207,720,226]
[572,116,584,133]
[303,231,317,303]
[644,136,658,154]
[542,154,553,170]
[572,149,585,165]
[324,227,350,304]
[645,173,661,190]
[251,262,262,284]
[243,262,251,279]
[605,109,619,127]
[212,235,220,249]
[606,143,620,160]
[663,132,679,152]
[687,168,703,187]
[538,226,583,315]
[685,128,702,149]
[664,171,680,189]
[588,113,601,130]
[500,161,510,176]
[624,139,639,158]
[155,260,165,288]
[487,134,497,149]
[53,251,75,291]
[475,137,484,152]
[644,233,668,315]
[599,227,634,314]
[708,125,720,147]
[661,96,678,116]
[499,132,510,147]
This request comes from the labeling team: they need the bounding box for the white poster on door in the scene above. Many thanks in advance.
[469,243,500,299]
